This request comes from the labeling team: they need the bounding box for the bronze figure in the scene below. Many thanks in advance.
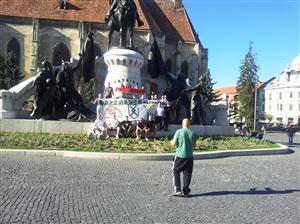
[105,0,144,49]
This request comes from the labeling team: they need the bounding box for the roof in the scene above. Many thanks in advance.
[290,52,300,72]
[214,86,237,102]
[0,0,199,43]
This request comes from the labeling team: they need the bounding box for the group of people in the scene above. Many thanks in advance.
[92,114,156,141]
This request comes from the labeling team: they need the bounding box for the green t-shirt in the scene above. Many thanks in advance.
[173,128,197,158]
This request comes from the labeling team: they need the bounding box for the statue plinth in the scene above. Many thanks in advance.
[103,48,144,98]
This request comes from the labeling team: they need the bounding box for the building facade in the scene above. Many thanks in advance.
[0,0,208,97]
[264,53,300,125]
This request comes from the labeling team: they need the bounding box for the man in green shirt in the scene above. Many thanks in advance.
[170,118,197,197]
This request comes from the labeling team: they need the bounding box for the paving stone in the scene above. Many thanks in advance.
[0,133,299,224]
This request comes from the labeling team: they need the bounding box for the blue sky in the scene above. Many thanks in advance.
[183,0,300,88]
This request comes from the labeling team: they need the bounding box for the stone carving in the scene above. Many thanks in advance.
[105,0,144,49]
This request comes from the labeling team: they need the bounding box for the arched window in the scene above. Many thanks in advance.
[166,59,172,73]
[7,38,21,66]
[94,44,102,58]
[181,61,188,77]
[52,43,71,66]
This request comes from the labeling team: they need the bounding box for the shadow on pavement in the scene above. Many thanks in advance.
[190,188,300,197]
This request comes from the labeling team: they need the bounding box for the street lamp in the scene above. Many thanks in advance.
[254,87,257,131]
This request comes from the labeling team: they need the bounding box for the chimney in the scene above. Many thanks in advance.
[173,0,182,9]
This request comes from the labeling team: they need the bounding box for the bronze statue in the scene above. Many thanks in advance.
[31,29,97,121]
[30,60,57,119]
[105,0,144,49]
[165,72,211,125]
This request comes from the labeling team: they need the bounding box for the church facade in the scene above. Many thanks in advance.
[0,0,208,97]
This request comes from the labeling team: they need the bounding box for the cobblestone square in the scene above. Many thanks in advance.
[0,133,299,224]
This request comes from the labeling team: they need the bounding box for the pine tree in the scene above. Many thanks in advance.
[0,52,23,90]
[236,41,259,128]
[202,69,219,103]
[82,78,96,104]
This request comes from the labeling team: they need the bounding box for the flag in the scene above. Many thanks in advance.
[147,36,166,79]
[81,32,95,83]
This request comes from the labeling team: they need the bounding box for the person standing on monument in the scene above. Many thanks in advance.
[103,82,114,99]
[155,103,165,130]
[93,93,105,116]
[170,118,197,197]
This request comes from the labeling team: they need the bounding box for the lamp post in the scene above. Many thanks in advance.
[254,87,257,131]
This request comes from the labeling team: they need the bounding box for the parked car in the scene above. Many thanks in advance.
[265,125,287,132]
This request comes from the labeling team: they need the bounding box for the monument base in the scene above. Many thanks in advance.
[0,119,234,136]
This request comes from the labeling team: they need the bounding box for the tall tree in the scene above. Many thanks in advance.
[201,69,219,103]
[0,52,23,90]
[236,41,259,128]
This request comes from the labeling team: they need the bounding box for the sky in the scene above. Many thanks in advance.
[183,0,300,88]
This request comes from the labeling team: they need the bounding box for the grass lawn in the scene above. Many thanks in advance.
[0,132,279,153]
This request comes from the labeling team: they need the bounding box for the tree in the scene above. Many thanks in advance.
[202,69,219,103]
[0,52,23,90]
[82,78,96,104]
[236,41,259,128]
[265,113,273,124]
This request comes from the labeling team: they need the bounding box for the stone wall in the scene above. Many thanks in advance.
[0,119,234,136]
[0,17,34,78]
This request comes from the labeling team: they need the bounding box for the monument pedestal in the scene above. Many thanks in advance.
[103,48,144,97]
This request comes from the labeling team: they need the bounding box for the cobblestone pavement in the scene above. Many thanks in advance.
[0,133,299,224]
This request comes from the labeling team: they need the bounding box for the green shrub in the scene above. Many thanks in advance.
[0,132,278,153]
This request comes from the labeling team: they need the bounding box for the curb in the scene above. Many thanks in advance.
[0,144,290,161]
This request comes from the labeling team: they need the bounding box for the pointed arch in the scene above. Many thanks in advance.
[7,38,21,66]
[181,61,188,77]
[52,43,71,66]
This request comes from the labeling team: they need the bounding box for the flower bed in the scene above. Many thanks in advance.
[0,132,279,153]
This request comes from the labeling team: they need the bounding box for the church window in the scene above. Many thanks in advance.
[289,103,293,111]
[279,92,282,99]
[298,91,300,98]
[269,93,272,100]
[290,91,293,98]
[52,43,71,66]
[181,61,188,78]
[7,38,21,66]
[166,59,172,73]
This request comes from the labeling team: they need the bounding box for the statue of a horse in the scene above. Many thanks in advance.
[105,0,143,49]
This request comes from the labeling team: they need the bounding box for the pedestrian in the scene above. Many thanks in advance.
[287,124,295,145]
[170,118,197,197]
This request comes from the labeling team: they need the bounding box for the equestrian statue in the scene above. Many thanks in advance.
[105,0,144,49]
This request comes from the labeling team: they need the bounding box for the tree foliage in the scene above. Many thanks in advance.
[236,41,259,127]
[82,78,96,104]
[202,69,219,103]
[0,52,23,90]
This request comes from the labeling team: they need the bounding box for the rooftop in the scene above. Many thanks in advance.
[0,0,200,43]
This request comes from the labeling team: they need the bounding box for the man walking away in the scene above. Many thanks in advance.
[287,123,295,145]
[170,118,197,197]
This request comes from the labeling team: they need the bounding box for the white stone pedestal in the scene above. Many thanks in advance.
[103,48,144,97]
